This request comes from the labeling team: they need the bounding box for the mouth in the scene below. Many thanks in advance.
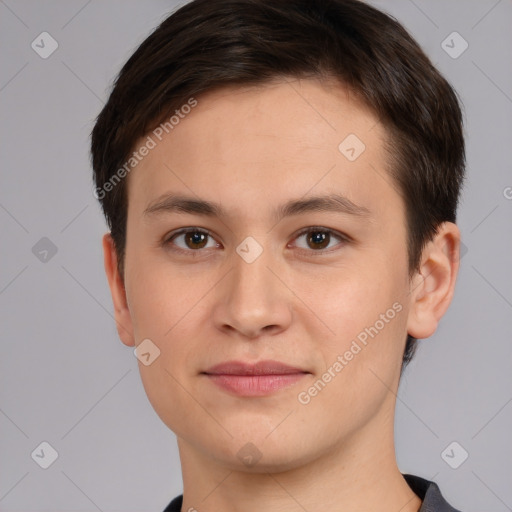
[201,360,310,397]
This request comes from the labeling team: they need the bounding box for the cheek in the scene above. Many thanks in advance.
[124,245,204,340]
[125,258,211,434]
[124,250,225,396]
[296,259,402,336]
[294,274,407,421]
[294,250,409,385]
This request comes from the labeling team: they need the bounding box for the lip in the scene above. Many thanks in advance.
[202,360,309,397]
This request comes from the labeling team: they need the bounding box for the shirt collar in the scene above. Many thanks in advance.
[403,474,462,512]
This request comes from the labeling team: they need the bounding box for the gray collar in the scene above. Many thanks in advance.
[403,474,462,512]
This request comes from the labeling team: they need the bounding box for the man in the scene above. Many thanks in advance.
[91,1,465,510]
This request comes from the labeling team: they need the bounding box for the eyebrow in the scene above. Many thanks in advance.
[143,192,372,222]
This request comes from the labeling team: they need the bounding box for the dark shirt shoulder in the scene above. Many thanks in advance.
[163,474,463,512]
[163,494,182,512]
[404,474,463,512]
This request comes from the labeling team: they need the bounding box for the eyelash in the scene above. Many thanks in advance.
[163,226,350,256]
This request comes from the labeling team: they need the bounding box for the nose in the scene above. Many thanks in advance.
[211,245,293,340]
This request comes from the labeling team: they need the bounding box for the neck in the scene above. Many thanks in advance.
[176,408,421,512]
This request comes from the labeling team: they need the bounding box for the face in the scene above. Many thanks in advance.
[113,77,418,471]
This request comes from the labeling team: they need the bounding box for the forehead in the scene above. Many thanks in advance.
[180,77,379,150]
[126,77,399,225]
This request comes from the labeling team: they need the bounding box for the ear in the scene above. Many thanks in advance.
[102,233,135,347]
[407,222,461,339]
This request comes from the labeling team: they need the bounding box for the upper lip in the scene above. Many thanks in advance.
[203,360,308,376]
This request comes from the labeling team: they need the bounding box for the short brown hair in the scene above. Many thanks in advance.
[91,0,465,369]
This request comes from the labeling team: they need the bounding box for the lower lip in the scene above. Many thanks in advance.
[204,373,307,396]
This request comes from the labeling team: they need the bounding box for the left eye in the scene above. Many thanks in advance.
[167,229,218,251]
[292,228,346,251]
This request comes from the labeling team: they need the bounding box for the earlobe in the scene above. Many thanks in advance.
[102,233,135,347]
[406,222,461,340]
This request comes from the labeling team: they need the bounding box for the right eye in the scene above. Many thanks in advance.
[164,228,221,253]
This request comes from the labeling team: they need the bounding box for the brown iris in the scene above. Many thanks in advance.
[184,231,209,249]
[307,231,330,250]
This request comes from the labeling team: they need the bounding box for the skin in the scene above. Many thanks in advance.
[103,77,460,512]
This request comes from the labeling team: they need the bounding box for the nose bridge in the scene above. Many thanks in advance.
[212,238,292,337]
[231,241,279,308]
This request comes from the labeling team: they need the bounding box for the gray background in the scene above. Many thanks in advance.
[0,1,511,511]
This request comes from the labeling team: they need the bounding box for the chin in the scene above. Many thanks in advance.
[219,431,322,474]
[219,446,312,474]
